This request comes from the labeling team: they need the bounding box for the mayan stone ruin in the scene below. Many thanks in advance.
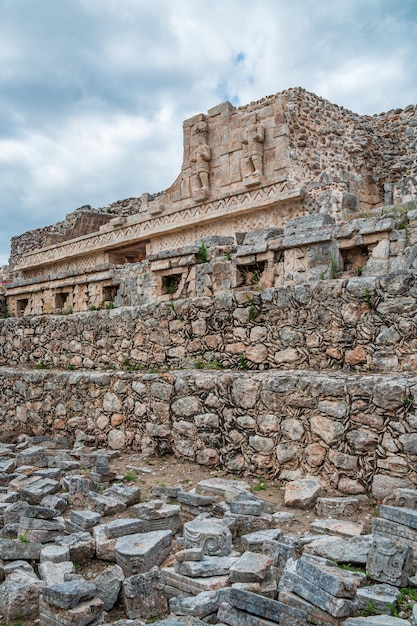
[1,87,417,624]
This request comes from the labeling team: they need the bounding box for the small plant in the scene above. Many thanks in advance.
[167,283,177,295]
[356,266,363,276]
[253,479,267,491]
[124,472,137,482]
[226,252,232,261]
[238,356,248,370]
[105,302,115,309]
[89,305,97,311]
[59,306,73,315]
[67,364,76,370]
[194,359,224,370]
[18,531,29,543]
[319,272,325,280]
[328,252,337,279]
[35,360,51,370]
[197,241,208,263]
[403,396,411,408]
[364,288,372,309]
[398,220,408,230]
[247,295,256,323]
[359,600,377,617]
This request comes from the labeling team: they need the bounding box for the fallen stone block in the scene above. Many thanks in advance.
[42,579,96,610]
[229,551,272,583]
[230,500,262,516]
[356,583,401,615]
[40,544,70,563]
[93,523,117,561]
[262,539,296,579]
[379,505,417,530]
[183,519,232,556]
[2,501,30,524]
[39,594,104,626]
[94,564,124,611]
[38,560,75,585]
[103,484,141,506]
[218,601,299,626]
[162,566,230,596]
[284,478,322,508]
[55,532,95,564]
[223,512,273,536]
[0,538,42,561]
[88,492,126,516]
[296,554,366,598]
[279,560,360,618]
[116,530,172,576]
[70,510,101,530]
[170,588,229,618]
[279,590,343,625]
[150,618,207,626]
[3,559,36,575]
[0,569,45,621]
[175,548,204,562]
[19,478,59,504]
[310,519,364,537]
[25,504,60,519]
[123,566,167,620]
[316,497,360,518]
[241,529,282,552]
[174,555,238,578]
[130,501,181,533]
[366,536,414,587]
[105,517,144,539]
[196,478,250,498]
[303,535,372,564]
[16,445,47,467]
[228,587,308,624]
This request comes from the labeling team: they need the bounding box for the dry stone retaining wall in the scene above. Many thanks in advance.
[1,271,417,373]
[0,368,416,494]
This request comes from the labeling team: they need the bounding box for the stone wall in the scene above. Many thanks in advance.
[0,367,416,494]
[1,270,417,373]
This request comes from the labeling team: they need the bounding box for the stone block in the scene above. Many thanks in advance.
[356,583,401,615]
[241,529,283,552]
[123,567,168,620]
[93,524,117,561]
[296,554,366,598]
[88,492,126,516]
[184,519,232,556]
[230,500,262,516]
[94,564,124,611]
[0,538,42,560]
[105,517,144,539]
[42,580,97,610]
[316,497,360,517]
[284,478,322,508]
[174,555,237,578]
[39,594,104,626]
[70,510,101,530]
[116,530,172,576]
[0,569,45,621]
[196,478,250,497]
[366,536,414,586]
[40,544,70,563]
[303,535,372,564]
[310,519,364,537]
[229,587,308,624]
[103,484,141,506]
[373,517,417,552]
[224,512,273,536]
[162,566,230,595]
[279,590,342,625]
[343,616,411,625]
[229,551,272,583]
[279,560,360,618]
[379,505,417,530]
[170,588,229,618]
[19,478,59,504]
[38,560,75,584]
[55,532,95,564]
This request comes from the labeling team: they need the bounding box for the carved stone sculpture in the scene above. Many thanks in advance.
[242,121,265,183]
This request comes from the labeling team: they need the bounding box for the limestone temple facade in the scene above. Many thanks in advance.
[3,87,417,317]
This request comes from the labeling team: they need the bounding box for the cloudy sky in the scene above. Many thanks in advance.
[1,0,417,265]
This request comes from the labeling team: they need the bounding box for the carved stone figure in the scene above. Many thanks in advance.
[183,519,232,556]
[191,119,211,200]
[242,121,265,179]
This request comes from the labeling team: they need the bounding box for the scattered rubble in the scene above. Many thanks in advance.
[0,435,416,625]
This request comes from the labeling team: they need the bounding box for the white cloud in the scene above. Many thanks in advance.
[0,0,417,262]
